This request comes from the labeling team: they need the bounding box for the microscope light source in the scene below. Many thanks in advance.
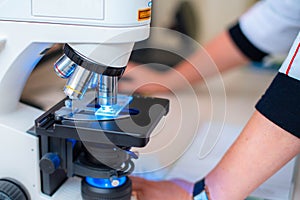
[95,95,133,117]
[85,177,127,189]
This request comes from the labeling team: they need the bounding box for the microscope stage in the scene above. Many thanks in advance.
[34,95,169,147]
[55,95,134,121]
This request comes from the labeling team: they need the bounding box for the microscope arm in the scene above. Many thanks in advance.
[0,37,5,50]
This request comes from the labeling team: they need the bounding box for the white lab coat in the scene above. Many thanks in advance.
[279,33,300,80]
[240,0,300,55]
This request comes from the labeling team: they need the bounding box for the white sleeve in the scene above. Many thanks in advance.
[239,0,300,55]
[279,32,300,80]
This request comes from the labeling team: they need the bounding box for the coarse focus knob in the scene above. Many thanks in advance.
[39,153,61,174]
[0,179,28,200]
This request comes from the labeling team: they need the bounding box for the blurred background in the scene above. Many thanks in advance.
[151,0,257,42]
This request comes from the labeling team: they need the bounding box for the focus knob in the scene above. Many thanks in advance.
[39,153,61,174]
[0,179,28,200]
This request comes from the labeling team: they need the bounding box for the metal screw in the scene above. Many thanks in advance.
[110,177,120,187]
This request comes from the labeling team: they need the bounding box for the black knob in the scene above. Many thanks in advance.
[0,179,28,200]
[39,153,61,174]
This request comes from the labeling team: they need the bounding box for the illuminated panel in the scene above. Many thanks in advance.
[85,177,127,188]
[95,95,133,117]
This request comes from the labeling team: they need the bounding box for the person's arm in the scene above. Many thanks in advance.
[198,33,300,199]
[170,0,300,90]
[131,33,300,200]
[162,30,250,91]
[130,110,300,200]
[120,30,249,94]
[119,31,249,93]
[205,111,300,199]
[120,0,300,94]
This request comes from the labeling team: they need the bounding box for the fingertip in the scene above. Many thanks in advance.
[130,176,145,190]
[126,61,140,70]
[130,176,143,183]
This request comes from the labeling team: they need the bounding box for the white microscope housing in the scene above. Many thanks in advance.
[0,0,152,199]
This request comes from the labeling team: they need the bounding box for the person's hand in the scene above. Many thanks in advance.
[131,176,192,200]
[119,62,170,95]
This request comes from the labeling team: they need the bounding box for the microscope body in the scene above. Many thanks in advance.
[0,1,169,200]
[0,0,152,113]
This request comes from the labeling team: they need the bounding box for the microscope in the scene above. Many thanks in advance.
[0,0,169,200]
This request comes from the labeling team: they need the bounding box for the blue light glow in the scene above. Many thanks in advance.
[95,95,133,117]
[67,138,77,148]
[85,177,127,189]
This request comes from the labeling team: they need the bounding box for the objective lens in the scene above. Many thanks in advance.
[54,55,76,79]
[88,73,99,89]
[64,66,94,99]
[98,75,118,106]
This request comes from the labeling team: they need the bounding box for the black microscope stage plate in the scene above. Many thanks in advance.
[34,95,169,147]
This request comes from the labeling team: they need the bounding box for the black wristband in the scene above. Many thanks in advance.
[193,178,205,197]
